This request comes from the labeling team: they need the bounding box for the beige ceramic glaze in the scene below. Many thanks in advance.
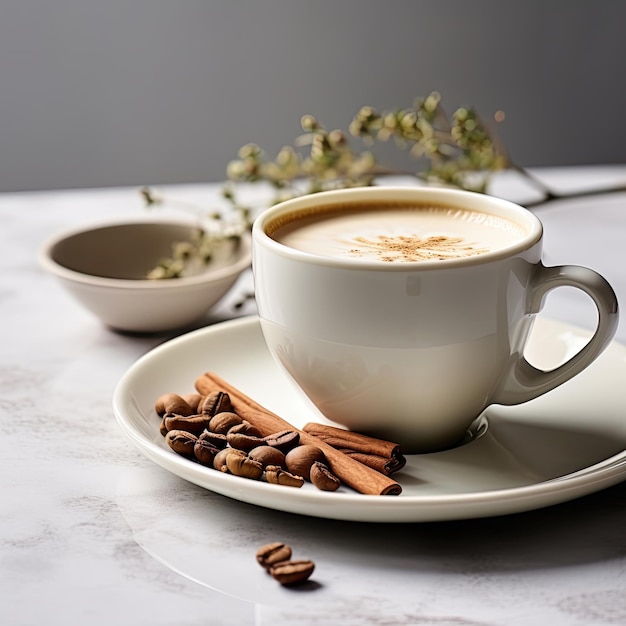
[39,218,251,332]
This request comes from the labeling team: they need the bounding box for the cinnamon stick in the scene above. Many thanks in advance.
[339,450,407,476]
[195,372,402,496]
[303,422,406,475]
[302,422,401,456]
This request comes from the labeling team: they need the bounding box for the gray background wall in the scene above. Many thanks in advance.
[1,0,624,192]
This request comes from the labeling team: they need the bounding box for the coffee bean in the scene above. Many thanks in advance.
[213,448,231,472]
[199,391,232,416]
[225,449,263,479]
[155,393,193,417]
[208,411,242,434]
[194,439,220,467]
[165,430,198,458]
[285,444,325,479]
[198,430,228,449]
[226,430,266,452]
[310,461,341,491]
[264,430,300,452]
[248,445,286,468]
[229,421,262,437]
[264,465,304,488]
[163,412,211,434]
[256,542,292,570]
[183,393,203,413]
[269,559,315,586]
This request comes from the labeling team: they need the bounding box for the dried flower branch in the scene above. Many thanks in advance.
[140,186,252,279]
[222,91,510,214]
[142,91,626,278]
[348,92,509,192]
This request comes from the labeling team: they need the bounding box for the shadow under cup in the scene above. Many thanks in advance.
[252,187,619,453]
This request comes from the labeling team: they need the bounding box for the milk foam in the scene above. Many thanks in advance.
[271,205,526,262]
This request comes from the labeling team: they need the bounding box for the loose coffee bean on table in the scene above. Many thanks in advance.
[269,560,316,586]
[256,542,293,570]
[256,542,316,586]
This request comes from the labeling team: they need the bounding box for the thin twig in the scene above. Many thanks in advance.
[523,183,626,210]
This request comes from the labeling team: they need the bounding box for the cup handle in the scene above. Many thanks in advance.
[493,264,619,405]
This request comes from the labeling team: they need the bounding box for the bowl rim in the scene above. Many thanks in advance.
[38,216,252,290]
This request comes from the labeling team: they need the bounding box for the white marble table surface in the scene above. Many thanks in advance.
[2,167,626,626]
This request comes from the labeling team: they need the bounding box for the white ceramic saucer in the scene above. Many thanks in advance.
[113,316,626,522]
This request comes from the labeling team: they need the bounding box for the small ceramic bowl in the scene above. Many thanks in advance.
[39,218,252,332]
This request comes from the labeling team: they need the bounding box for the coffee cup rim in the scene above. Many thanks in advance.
[253,186,543,269]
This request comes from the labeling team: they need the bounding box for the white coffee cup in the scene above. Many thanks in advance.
[252,186,619,452]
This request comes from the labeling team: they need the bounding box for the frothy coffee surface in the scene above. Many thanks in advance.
[269,203,526,263]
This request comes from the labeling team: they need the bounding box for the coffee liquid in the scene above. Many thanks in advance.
[268,202,526,263]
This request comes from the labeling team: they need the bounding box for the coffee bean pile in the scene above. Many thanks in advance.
[156,391,340,490]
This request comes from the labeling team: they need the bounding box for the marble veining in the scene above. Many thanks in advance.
[2,173,626,625]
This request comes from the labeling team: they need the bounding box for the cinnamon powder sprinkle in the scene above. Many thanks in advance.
[347,234,488,262]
